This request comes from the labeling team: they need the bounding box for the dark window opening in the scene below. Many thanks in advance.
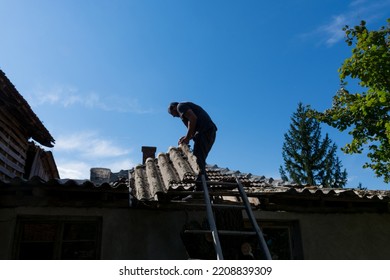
[257,220,303,260]
[181,216,303,260]
[236,220,303,260]
[263,227,292,259]
[13,216,102,260]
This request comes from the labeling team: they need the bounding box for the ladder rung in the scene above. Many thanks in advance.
[181,174,272,260]
[209,191,241,196]
[168,190,244,197]
[167,191,252,200]
[206,181,238,186]
[184,229,257,236]
[208,182,248,190]
[169,200,245,209]
[219,230,257,236]
[169,201,254,210]
[212,204,246,209]
[184,203,247,209]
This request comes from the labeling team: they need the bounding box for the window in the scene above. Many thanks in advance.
[13,216,102,260]
[244,220,303,260]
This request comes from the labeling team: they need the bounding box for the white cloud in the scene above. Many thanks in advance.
[302,0,390,47]
[29,85,78,107]
[27,85,154,114]
[57,161,91,179]
[104,159,137,174]
[349,0,367,7]
[57,158,137,180]
[321,15,348,47]
[55,131,131,159]
[52,131,138,179]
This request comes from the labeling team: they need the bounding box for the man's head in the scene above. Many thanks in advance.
[168,102,179,117]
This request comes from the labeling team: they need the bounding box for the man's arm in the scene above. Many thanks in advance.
[179,109,197,145]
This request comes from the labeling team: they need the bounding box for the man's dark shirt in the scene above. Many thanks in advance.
[177,102,217,133]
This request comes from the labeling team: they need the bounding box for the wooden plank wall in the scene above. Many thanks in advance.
[0,110,28,181]
[28,147,48,181]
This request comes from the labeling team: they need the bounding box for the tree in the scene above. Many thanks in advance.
[280,103,348,188]
[309,19,390,183]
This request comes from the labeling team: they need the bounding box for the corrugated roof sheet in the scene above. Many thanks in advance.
[127,145,390,204]
[1,144,389,211]
[131,145,199,200]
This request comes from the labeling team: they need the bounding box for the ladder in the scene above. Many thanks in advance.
[186,174,272,260]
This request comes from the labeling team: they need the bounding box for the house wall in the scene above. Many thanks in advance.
[2,206,390,260]
[0,207,204,260]
[255,211,390,260]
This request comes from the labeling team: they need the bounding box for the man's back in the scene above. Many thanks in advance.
[177,102,217,133]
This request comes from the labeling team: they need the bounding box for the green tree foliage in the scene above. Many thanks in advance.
[280,103,348,188]
[310,19,390,183]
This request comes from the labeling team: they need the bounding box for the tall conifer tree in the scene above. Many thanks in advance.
[280,103,347,188]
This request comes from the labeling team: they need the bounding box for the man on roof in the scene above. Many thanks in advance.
[168,101,217,189]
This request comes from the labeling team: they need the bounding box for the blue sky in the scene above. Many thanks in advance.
[1,0,389,189]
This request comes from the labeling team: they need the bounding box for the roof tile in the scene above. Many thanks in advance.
[2,144,389,210]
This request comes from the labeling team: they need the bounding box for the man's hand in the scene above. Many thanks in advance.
[178,136,190,145]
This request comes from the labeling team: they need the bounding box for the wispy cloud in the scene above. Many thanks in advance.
[57,161,91,179]
[53,131,137,179]
[104,159,136,174]
[301,0,390,47]
[349,0,367,7]
[320,15,348,47]
[55,131,131,159]
[57,158,136,179]
[27,85,153,114]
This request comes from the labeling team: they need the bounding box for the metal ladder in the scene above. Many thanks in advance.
[189,174,272,260]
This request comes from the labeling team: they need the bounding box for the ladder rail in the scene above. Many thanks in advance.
[235,176,272,260]
[201,174,224,260]
[191,175,271,260]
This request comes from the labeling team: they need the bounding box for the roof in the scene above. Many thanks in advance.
[125,145,390,212]
[1,144,389,212]
[131,145,200,200]
[0,69,55,147]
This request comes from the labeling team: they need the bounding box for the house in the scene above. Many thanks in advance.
[1,144,390,260]
[0,70,58,181]
[1,69,390,260]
